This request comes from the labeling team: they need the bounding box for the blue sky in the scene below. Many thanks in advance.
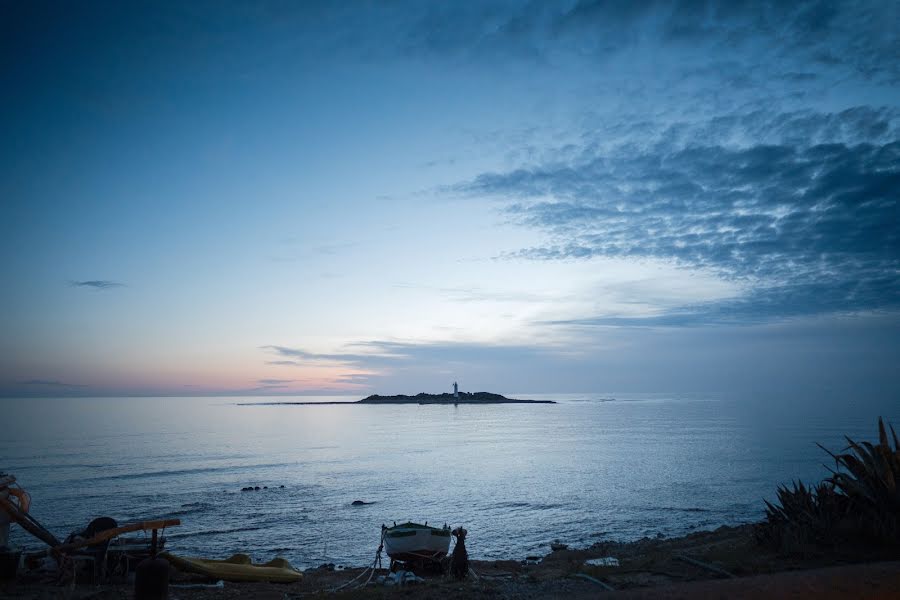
[2,1,898,400]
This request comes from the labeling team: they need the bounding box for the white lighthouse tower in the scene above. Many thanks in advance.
[453,381,459,399]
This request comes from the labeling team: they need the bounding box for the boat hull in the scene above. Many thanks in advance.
[383,523,451,561]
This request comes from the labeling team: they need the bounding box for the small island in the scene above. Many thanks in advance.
[238,382,555,405]
[358,391,554,405]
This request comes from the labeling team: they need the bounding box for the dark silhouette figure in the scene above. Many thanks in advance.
[450,527,468,579]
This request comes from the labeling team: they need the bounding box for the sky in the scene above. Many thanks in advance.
[2,1,898,401]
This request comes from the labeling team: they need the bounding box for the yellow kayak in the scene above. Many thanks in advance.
[161,552,303,583]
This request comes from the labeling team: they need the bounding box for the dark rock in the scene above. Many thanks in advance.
[351,500,372,506]
[254,486,260,490]
[280,485,285,488]
[357,392,555,405]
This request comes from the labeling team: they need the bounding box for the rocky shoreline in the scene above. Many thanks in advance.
[5,524,899,599]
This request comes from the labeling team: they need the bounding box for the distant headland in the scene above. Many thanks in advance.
[358,391,554,405]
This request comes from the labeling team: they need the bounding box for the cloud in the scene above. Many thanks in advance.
[334,373,378,385]
[392,1,899,82]
[260,345,380,366]
[257,378,294,385]
[261,340,562,386]
[20,379,87,388]
[300,339,556,365]
[247,384,290,392]
[70,280,124,290]
[121,1,891,93]
[457,107,900,323]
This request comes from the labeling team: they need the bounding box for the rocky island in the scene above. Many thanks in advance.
[358,391,554,404]
[238,385,555,406]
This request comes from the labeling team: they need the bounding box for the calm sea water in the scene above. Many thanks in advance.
[2,394,896,568]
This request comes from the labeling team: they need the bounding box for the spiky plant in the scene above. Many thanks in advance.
[758,417,900,552]
[819,417,900,544]
[755,480,849,551]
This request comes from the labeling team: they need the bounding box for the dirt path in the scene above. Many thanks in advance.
[609,561,900,599]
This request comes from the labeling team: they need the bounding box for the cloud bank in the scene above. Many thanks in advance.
[457,107,899,323]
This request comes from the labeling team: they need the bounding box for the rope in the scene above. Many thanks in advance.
[330,528,385,592]
[324,526,451,592]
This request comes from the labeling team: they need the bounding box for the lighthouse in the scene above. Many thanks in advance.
[453,382,459,398]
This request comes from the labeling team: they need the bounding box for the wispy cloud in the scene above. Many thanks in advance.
[20,379,87,388]
[247,384,290,392]
[456,107,900,324]
[260,344,403,367]
[257,378,294,385]
[256,337,629,395]
[374,0,900,97]
[69,280,125,290]
[334,373,378,385]
[263,339,561,375]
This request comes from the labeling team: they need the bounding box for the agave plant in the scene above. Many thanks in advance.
[758,418,900,552]
[819,417,900,543]
[755,480,849,550]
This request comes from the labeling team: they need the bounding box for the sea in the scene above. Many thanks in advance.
[2,393,897,569]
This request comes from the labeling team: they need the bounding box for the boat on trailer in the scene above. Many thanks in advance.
[382,522,451,563]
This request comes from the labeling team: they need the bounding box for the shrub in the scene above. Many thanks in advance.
[755,480,850,551]
[757,417,900,553]
[820,417,900,545]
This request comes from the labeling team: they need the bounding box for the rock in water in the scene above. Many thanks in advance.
[550,540,568,551]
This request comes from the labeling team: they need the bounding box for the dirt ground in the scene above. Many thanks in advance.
[3,525,900,599]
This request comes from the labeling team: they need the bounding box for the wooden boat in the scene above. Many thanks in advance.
[161,552,302,583]
[382,522,451,561]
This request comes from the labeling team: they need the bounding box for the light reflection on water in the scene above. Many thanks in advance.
[2,394,896,568]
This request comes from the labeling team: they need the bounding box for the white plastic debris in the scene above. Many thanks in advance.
[585,557,619,567]
[381,570,424,586]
